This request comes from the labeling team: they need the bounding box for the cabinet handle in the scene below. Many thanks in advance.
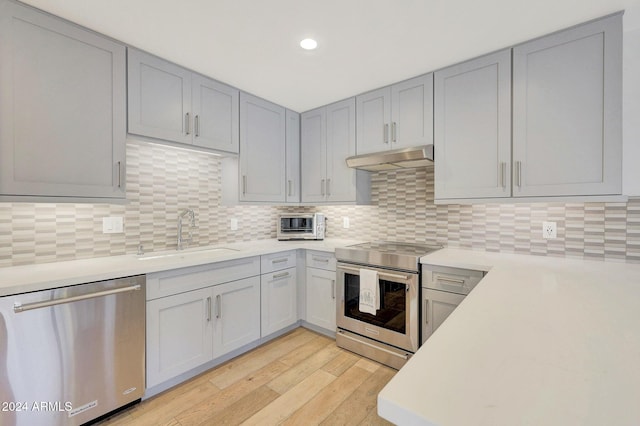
[331,279,336,300]
[116,161,122,188]
[424,298,428,325]
[326,179,331,197]
[500,162,506,188]
[515,161,522,188]
[195,115,200,137]
[321,179,325,196]
[242,175,247,195]
[206,296,212,322]
[185,112,190,135]
[272,258,288,264]
[273,272,290,279]
[384,123,389,144]
[312,256,330,263]
[436,276,465,285]
[288,180,293,196]
[216,294,221,319]
[392,122,397,143]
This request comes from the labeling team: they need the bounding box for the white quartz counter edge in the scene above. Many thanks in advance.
[378,248,640,426]
[0,239,359,297]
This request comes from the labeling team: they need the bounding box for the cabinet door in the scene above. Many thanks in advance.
[127,48,192,145]
[512,14,622,197]
[0,1,126,199]
[192,74,239,153]
[212,276,261,358]
[146,287,213,388]
[285,110,301,203]
[305,267,336,332]
[356,87,391,154]
[261,267,297,336]
[326,98,357,202]
[239,92,286,202]
[434,49,512,200]
[391,73,433,149]
[422,289,465,344]
[301,107,327,203]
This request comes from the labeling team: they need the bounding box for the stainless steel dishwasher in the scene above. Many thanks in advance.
[0,275,145,426]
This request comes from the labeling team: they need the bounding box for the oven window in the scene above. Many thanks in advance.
[344,273,406,334]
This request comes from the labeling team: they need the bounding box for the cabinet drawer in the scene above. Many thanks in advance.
[306,250,336,271]
[261,250,297,273]
[147,256,261,300]
[422,265,484,295]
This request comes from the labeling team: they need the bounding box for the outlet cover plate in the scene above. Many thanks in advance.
[102,217,124,234]
[542,221,557,239]
[343,217,350,229]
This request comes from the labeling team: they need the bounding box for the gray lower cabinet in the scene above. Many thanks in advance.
[305,251,337,333]
[512,13,622,197]
[261,268,297,336]
[145,257,261,388]
[239,92,287,202]
[356,74,433,155]
[301,98,370,204]
[128,48,239,153]
[422,289,465,344]
[0,0,126,199]
[434,49,512,200]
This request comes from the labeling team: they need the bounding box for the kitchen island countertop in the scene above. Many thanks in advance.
[378,248,640,425]
[0,238,359,297]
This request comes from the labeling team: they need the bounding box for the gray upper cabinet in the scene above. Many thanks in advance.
[0,0,126,199]
[285,110,301,203]
[128,48,239,153]
[192,75,240,152]
[356,74,433,155]
[434,49,512,200]
[301,98,368,204]
[512,14,622,197]
[239,92,287,203]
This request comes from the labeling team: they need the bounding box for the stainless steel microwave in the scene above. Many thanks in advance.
[277,213,325,240]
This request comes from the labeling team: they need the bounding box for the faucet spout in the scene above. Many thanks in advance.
[177,209,196,250]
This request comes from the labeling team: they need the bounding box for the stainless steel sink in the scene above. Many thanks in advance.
[137,247,239,261]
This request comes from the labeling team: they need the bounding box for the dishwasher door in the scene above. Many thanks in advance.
[0,275,145,426]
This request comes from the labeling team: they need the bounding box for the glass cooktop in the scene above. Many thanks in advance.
[335,241,441,272]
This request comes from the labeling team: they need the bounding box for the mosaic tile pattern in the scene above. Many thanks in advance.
[1,141,639,267]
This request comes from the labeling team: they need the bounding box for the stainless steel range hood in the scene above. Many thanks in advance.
[345,145,434,171]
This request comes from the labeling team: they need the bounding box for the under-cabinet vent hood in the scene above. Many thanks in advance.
[345,145,434,171]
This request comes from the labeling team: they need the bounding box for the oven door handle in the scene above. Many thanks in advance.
[339,265,410,282]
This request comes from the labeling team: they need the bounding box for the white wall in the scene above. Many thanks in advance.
[623,12,640,195]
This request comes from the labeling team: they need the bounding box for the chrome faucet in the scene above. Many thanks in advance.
[177,209,196,250]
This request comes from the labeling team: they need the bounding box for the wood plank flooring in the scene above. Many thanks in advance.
[99,328,396,426]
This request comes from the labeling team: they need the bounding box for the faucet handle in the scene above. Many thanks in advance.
[137,244,145,256]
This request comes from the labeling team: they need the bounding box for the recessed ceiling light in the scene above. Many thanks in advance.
[300,38,318,50]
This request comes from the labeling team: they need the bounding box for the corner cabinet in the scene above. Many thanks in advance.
[128,48,239,153]
[356,74,433,155]
[512,14,622,197]
[239,92,287,202]
[0,0,126,199]
[301,98,370,204]
[434,49,512,200]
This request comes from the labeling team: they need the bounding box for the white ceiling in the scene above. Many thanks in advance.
[19,0,640,112]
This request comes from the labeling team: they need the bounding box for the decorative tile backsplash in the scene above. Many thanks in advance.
[0,139,639,267]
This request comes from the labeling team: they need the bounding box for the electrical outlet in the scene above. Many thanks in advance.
[343,217,350,229]
[230,218,238,231]
[542,221,557,239]
[102,217,124,234]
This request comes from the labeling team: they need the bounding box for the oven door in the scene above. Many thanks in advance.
[336,262,419,352]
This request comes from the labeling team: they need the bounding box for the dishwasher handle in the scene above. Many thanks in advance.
[13,284,141,313]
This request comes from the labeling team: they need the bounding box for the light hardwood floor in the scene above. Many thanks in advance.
[99,327,396,426]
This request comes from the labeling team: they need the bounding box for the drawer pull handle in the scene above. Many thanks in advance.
[272,272,290,279]
[436,276,465,285]
[312,257,330,262]
[272,258,288,264]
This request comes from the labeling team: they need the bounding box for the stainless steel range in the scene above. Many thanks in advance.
[335,242,440,369]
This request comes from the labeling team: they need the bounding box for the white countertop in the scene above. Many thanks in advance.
[0,238,358,297]
[379,248,640,426]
